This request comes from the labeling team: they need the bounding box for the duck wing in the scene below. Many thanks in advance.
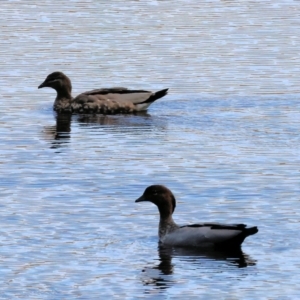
[71,88,168,113]
[81,88,168,105]
[82,87,129,94]
[182,223,247,229]
[162,223,258,248]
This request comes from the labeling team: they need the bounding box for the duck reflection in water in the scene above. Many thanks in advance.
[140,245,256,290]
[73,112,167,137]
[74,111,152,127]
[42,111,166,149]
[42,114,71,150]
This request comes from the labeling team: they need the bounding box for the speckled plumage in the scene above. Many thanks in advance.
[135,185,258,250]
[38,71,168,114]
[158,218,179,241]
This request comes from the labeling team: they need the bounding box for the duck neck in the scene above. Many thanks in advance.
[159,215,179,240]
[54,88,73,110]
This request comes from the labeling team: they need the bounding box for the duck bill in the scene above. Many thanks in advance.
[38,81,47,89]
[135,195,148,202]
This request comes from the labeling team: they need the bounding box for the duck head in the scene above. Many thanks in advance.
[38,71,72,95]
[135,185,176,219]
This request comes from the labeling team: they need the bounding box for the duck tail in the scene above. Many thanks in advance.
[245,226,259,236]
[215,226,258,251]
[143,88,169,103]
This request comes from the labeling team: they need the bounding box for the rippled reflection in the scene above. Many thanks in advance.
[73,112,169,139]
[141,245,256,291]
[74,111,151,126]
[74,111,162,133]
[42,114,71,150]
[42,111,168,150]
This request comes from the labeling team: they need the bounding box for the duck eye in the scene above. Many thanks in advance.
[153,190,158,195]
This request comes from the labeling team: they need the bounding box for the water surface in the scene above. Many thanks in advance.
[0,1,300,299]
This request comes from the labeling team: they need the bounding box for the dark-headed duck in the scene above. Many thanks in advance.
[135,185,258,250]
[38,72,168,114]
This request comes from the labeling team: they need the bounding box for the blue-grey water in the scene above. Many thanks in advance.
[1,1,300,299]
